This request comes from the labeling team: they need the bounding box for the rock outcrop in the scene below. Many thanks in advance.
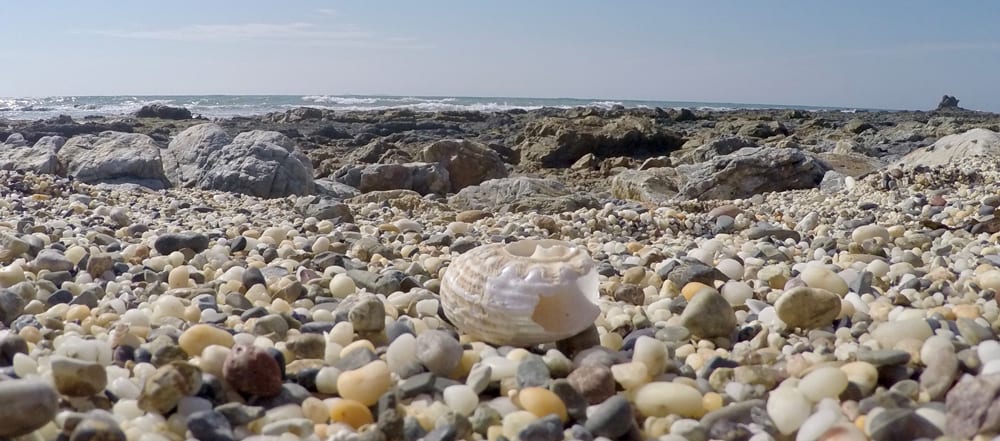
[333,162,450,195]
[449,176,600,213]
[57,132,169,189]
[896,128,1000,168]
[135,104,192,120]
[675,147,830,200]
[516,115,684,167]
[0,136,62,175]
[417,139,508,191]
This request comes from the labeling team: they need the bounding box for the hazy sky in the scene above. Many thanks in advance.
[2,1,999,111]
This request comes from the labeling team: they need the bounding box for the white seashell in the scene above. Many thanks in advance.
[439,239,600,346]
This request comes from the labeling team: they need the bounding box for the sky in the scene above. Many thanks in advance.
[2,1,999,111]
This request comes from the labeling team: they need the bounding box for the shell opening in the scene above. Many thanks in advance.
[529,266,600,335]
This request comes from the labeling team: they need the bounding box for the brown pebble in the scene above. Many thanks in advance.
[223,344,283,397]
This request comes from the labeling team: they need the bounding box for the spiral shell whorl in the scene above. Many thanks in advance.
[440,239,600,346]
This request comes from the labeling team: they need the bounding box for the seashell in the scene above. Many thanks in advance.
[440,239,600,346]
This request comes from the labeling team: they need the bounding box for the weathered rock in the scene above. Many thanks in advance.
[449,177,600,213]
[197,130,315,198]
[897,128,1000,168]
[679,290,737,339]
[610,168,679,203]
[333,162,450,195]
[58,132,169,189]
[163,123,233,188]
[936,95,960,110]
[674,147,830,200]
[294,196,354,222]
[0,136,62,175]
[673,136,756,165]
[418,139,508,191]
[946,373,1000,438]
[314,178,361,199]
[135,103,192,120]
[517,115,684,167]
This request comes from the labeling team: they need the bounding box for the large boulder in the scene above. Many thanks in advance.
[449,177,600,213]
[0,136,62,175]
[936,95,960,111]
[57,132,169,189]
[197,130,315,198]
[332,162,450,195]
[163,123,233,188]
[672,136,757,165]
[517,115,684,168]
[611,168,680,203]
[675,147,830,200]
[135,104,192,120]
[896,128,1000,168]
[417,139,508,190]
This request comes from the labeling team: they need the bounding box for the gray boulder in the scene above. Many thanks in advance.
[0,136,62,175]
[57,132,169,189]
[163,123,233,187]
[314,178,361,199]
[4,133,27,147]
[135,103,192,120]
[611,168,680,203]
[896,128,1000,168]
[294,196,353,222]
[672,136,756,165]
[675,147,830,200]
[193,129,315,198]
[449,176,600,213]
[417,139,508,191]
[332,162,450,195]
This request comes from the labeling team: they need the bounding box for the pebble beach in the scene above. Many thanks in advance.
[2,101,1000,441]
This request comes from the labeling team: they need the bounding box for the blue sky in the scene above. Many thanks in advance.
[2,1,999,110]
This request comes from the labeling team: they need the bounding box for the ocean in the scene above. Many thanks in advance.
[0,95,858,121]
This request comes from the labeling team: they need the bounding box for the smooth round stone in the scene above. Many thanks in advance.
[386,334,418,376]
[979,340,1000,363]
[187,410,234,441]
[774,287,842,330]
[799,367,848,402]
[416,330,462,376]
[328,398,374,429]
[337,360,391,406]
[840,362,878,395]
[179,324,234,356]
[0,379,59,437]
[800,267,849,296]
[851,225,890,244]
[443,385,479,416]
[515,387,567,422]
[871,319,933,349]
[978,270,1000,292]
[502,410,540,440]
[70,416,127,441]
[678,289,737,339]
[612,362,650,390]
[680,282,714,302]
[51,355,108,396]
[315,367,341,394]
[328,274,357,298]
[633,336,668,377]
[630,382,704,418]
[796,407,841,441]
[720,281,753,307]
[716,259,744,281]
[168,266,191,289]
[223,344,283,398]
[766,386,812,435]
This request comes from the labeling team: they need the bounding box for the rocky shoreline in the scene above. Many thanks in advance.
[2,101,1000,441]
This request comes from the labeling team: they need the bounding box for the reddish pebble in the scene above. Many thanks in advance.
[223,344,283,397]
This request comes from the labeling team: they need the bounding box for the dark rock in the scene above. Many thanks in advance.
[154,232,209,255]
[223,344,283,398]
[135,104,192,120]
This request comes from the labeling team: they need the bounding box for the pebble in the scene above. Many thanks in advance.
[679,289,736,339]
[567,364,615,405]
[154,232,209,254]
[515,387,568,422]
[766,386,811,435]
[584,395,634,439]
[179,324,235,356]
[416,330,463,376]
[774,286,842,329]
[798,367,849,402]
[187,410,235,441]
[337,360,392,406]
[51,355,108,396]
[138,361,203,414]
[631,382,704,418]
[0,379,59,437]
[69,416,127,441]
[223,344,283,397]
